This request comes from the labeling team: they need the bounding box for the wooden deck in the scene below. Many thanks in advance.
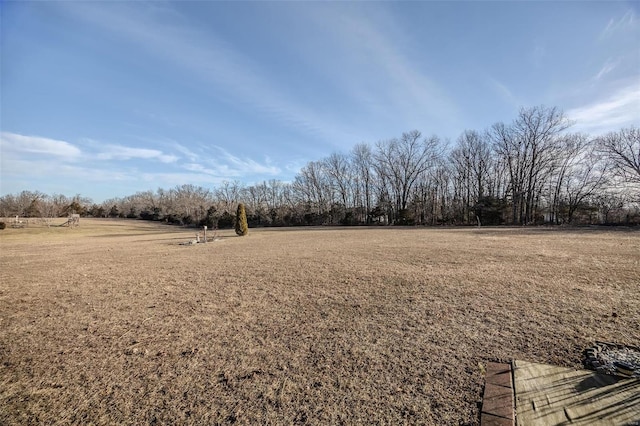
[513,360,640,425]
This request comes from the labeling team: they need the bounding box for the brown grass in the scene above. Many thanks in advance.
[1,219,638,425]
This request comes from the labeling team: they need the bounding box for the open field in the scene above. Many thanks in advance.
[1,219,639,425]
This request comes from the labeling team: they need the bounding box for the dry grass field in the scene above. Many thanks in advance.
[1,219,639,425]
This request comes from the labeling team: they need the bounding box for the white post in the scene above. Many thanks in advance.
[203,225,207,243]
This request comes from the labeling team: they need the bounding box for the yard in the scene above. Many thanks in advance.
[1,219,638,424]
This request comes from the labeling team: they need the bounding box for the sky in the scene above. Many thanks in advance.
[1,1,639,203]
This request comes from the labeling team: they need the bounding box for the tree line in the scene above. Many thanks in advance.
[2,106,638,227]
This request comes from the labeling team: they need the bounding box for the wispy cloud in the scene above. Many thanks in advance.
[593,58,620,81]
[215,146,281,176]
[179,145,282,178]
[487,78,520,107]
[96,144,178,163]
[1,131,285,197]
[600,9,636,39]
[1,132,82,158]
[138,172,228,187]
[293,5,459,135]
[1,133,180,165]
[567,83,640,135]
[182,162,239,177]
[57,2,461,146]
[175,144,199,162]
[55,2,359,146]
[183,163,211,174]
[1,158,135,183]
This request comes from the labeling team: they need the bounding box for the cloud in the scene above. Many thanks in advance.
[216,146,281,176]
[0,129,293,202]
[55,2,358,146]
[293,5,459,134]
[600,10,636,39]
[567,83,640,135]
[138,172,228,186]
[0,132,82,158]
[56,2,460,147]
[96,144,178,163]
[183,163,210,173]
[487,78,520,107]
[175,144,199,162]
[593,58,620,81]
[1,130,285,187]
[180,145,282,178]
[1,158,134,182]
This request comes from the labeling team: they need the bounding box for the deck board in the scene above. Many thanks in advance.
[513,360,640,425]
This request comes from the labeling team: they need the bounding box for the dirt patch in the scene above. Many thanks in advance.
[1,220,638,424]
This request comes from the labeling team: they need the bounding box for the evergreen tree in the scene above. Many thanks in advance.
[235,203,249,236]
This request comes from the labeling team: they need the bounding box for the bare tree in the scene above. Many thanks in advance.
[4,106,637,227]
[215,180,243,214]
[323,152,352,208]
[135,190,159,219]
[39,195,58,226]
[173,184,213,224]
[265,179,285,211]
[374,130,441,224]
[156,188,176,221]
[597,127,640,185]
[547,134,603,223]
[450,130,494,223]
[595,190,629,224]
[0,193,17,217]
[243,183,269,223]
[11,190,47,217]
[292,161,330,217]
[412,160,454,225]
[558,138,608,223]
[490,106,572,224]
[351,143,375,223]
[48,194,71,218]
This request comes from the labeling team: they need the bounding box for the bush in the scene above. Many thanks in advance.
[0,222,5,230]
[340,211,356,226]
[199,206,218,229]
[474,196,506,226]
[235,203,249,236]
[396,209,415,226]
[218,211,234,229]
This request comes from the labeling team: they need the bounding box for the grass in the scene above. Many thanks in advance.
[1,219,638,425]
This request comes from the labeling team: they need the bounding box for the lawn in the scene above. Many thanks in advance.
[1,219,638,425]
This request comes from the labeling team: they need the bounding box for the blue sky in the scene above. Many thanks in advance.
[2,1,639,203]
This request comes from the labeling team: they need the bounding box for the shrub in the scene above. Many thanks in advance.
[396,209,415,226]
[235,203,249,236]
[0,222,5,230]
[218,211,234,229]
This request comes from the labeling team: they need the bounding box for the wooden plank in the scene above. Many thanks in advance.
[514,360,640,425]
[482,363,514,425]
